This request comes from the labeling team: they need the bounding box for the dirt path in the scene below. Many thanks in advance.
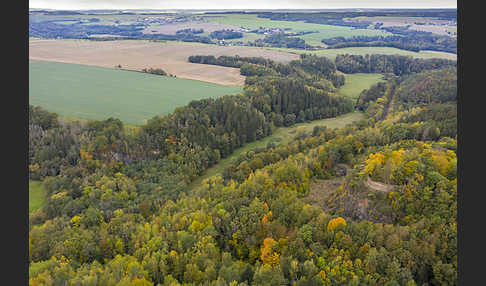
[381,80,397,120]
[366,176,396,192]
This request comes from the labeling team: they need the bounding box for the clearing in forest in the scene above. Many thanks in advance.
[29,180,46,213]
[338,73,386,100]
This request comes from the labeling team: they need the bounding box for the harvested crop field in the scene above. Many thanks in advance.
[29,39,300,85]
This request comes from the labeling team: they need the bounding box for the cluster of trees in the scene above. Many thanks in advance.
[334,54,456,75]
[141,68,168,76]
[244,76,353,127]
[29,50,456,285]
[188,55,274,68]
[251,33,312,49]
[176,28,204,35]
[210,29,243,40]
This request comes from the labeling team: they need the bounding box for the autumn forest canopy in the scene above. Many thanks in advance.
[29,41,457,286]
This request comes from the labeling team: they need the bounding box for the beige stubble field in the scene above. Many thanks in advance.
[29,39,300,86]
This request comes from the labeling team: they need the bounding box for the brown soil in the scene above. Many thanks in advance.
[29,39,299,86]
[366,176,396,193]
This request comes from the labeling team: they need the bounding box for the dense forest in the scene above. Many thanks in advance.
[29,52,456,285]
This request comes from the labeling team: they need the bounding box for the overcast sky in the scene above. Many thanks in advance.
[29,0,457,10]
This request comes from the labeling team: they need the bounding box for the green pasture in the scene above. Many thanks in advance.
[338,73,386,100]
[29,61,243,125]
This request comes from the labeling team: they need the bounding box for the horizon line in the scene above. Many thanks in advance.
[29,7,458,11]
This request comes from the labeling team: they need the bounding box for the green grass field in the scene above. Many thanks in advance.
[203,14,392,46]
[29,61,243,125]
[189,111,364,190]
[29,180,47,213]
[338,73,386,100]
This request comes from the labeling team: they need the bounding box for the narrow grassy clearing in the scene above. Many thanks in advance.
[29,180,47,213]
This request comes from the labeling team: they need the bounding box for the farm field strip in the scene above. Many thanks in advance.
[265,46,457,60]
[29,60,243,125]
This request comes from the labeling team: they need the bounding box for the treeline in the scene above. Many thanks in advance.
[322,30,456,54]
[30,62,457,284]
[176,28,204,35]
[335,54,456,75]
[188,55,280,68]
[322,35,422,52]
[29,20,214,44]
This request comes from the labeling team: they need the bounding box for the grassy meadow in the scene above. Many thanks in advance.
[29,61,243,125]
[338,73,386,100]
[29,180,47,213]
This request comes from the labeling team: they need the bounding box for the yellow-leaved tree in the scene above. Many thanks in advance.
[260,237,280,266]
[327,217,347,231]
